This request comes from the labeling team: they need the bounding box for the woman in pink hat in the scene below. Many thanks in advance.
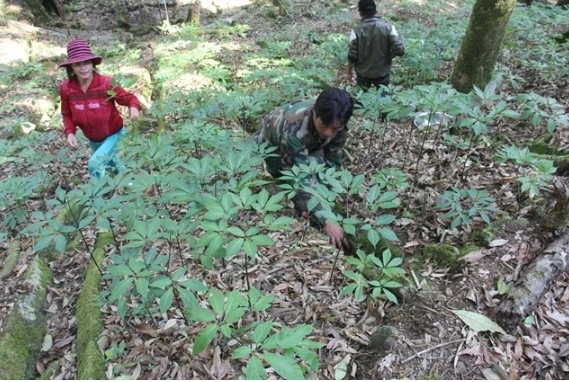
[59,39,141,179]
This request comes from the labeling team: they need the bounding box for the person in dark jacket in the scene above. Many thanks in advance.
[59,39,141,178]
[347,0,405,90]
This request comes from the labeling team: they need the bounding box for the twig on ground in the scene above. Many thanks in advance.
[410,269,422,289]
[400,338,465,364]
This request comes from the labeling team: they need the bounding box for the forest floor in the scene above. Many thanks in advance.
[1,0,569,379]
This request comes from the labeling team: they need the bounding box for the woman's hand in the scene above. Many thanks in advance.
[67,133,78,149]
[323,220,347,250]
[130,107,140,120]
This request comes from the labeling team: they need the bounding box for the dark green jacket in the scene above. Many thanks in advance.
[348,16,405,79]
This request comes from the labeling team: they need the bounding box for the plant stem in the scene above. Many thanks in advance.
[244,253,251,298]
[65,200,109,289]
[329,248,342,285]
[377,107,388,169]
[173,288,190,326]
[460,131,475,184]
[109,221,121,251]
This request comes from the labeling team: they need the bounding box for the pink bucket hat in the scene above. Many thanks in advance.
[59,39,102,67]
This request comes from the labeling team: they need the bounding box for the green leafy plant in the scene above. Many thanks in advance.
[186,287,323,380]
[341,248,404,303]
[436,187,499,229]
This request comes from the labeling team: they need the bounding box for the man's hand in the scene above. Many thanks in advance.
[323,220,347,250]
[67,133,78,150]
[130,106,140,120]
[346,71,356,85]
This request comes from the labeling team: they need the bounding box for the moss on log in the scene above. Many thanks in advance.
[496,228,569,332]
[76,233,112,380]
[0,257,52,379]
[0,240,21,281]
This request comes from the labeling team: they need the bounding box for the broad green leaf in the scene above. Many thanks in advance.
[220,324,232,338]
[225,307,247,325]
[227,226,245,237]
[187,304,216,322]
[253,321,274,343]
[261,332,280,350]
[117,299,127,320]
[177,278,207,291]
[136,278,149,300]
[193,324,219,355]
[245,226,261,236]
[243,240,257,257]
[382,288,399,304]
[386,256,403,268]
[232,346,252,359]
[251,234,273,246]
[340,284,357,297]
[334,359,348,380]
[208,288,225,317]
[109,278,134,303]
[294,346,320,371]
[264,353,305,380]
[150,276,172,289]
[171,267,186,281]
[248,286,261,305]
[450,309,505,334]
[128,257,144,274]
[108,264,134,277]
[226,238,244,258]
[377,228,399,242]
[375,214,396,225]
[367,229,380,248]
[382,280,402,289]
[204,203,226,221]
[34,236,53,252]
[159,288,174,314]
[54,234,67,253]
[205,233,224,255]
[240,187,253,205]
[253,295,274,312]
[177,286,198,307]
[246,356,267,380]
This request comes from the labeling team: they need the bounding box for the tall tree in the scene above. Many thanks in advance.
[450,0,516,93]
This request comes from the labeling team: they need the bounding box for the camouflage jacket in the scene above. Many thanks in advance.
[255,99,348,223]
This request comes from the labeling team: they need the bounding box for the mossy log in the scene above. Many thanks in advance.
[0,240,21,281]
[75,234,110,380]
[496,229,569,332]
[0,257,52,379]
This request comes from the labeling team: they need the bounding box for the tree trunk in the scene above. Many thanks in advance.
[187,1,201,24]
[21,0,66,20]
[450,0,516,93]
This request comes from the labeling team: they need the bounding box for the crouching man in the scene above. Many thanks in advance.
[254,88,355,250]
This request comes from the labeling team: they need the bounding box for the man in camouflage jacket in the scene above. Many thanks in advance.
[347,0,405,89]
[254,88,354,250]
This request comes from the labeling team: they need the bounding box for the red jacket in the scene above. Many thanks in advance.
[60,72,141,142]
